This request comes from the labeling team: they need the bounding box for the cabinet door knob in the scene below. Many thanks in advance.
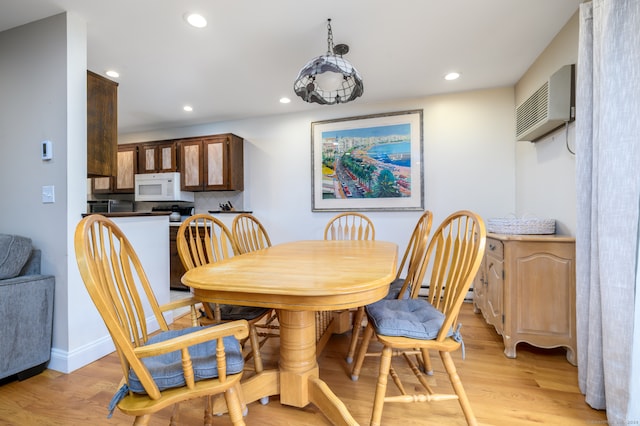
[489,243,496,251]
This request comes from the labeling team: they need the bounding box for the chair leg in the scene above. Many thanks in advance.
[204,395,214,426]
[351,322,375,381]
[170,403,179,426]
[346,306,365,363]
[248,325,264,373]
[224,385,247,426]
[132,415,152,425]
[420,348,434,375]
[370,345,392,426]
[440,351,477,426]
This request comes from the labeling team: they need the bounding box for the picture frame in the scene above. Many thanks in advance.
[311,109,424,212]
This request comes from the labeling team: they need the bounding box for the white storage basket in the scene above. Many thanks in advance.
[487,217,555,235]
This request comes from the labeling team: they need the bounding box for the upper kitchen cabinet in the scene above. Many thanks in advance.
[87,71,118,178]
[89,144,137,194]
[138,141,178,173]
[179,134,244,191]
[114,144,137,193]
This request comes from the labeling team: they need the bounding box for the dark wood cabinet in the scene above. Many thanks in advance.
[87,71,118,178]
[138,141,178,173]
[91,176,112,194]
[179,134,243,191]
[89,144,137,194]
[113,144,137,193]
[169,225,188,290]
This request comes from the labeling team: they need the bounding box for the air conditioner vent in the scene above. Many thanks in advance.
[516,64,575,142]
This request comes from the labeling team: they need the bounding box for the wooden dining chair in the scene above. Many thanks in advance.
[345,211,433,364]
[351,210,486,426]
[323,212,375,241]
[231,213,272,254]
[318,212,376,354]
[231,213,280,341]
[177,214,273,378]
[74,214,249,426]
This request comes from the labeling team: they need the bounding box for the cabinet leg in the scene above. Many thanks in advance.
[503,337,516,359]
[566,347,577,366]
[472,302,480,314]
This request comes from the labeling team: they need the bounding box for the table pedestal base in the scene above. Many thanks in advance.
[212,310,359,425]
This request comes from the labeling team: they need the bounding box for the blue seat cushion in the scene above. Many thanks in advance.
[366,298,451,340]
[127,325,244,394]
[210,303,271,321]
[385,278,410,300]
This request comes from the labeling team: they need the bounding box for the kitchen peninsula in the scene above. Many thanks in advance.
[75,212,173,368]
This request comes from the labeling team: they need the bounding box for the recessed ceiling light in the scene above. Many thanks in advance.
[183,105,193,112]
[444,72,460,81]
[105,70,119,78]
[280,97,291,104]
[184,13,207,28]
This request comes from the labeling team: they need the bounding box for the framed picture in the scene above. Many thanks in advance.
[312,109,424,212]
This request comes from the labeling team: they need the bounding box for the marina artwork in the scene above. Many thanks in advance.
[321,123,412,200]
[312,109,423,212]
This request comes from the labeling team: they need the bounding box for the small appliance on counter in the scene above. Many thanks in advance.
[151,205,195,222]
[87,199,134,214]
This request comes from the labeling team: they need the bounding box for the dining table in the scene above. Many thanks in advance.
[182,239,398,425]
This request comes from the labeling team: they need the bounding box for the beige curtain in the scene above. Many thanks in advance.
[575,0,640,423]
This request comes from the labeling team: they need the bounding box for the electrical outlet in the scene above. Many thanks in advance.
[42,185,55,203]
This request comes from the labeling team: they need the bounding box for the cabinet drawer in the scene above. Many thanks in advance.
[485,238,504,259]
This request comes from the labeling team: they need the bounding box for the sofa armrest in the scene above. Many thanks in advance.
[0,273,55,380]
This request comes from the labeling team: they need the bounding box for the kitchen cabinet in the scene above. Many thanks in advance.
[89,144,137,194]
[91,176,112,194]
[179,134,244,191]
[138,141,178,174]
[473,233,577,365]
[87,70,118,178]
[113,144,137,193]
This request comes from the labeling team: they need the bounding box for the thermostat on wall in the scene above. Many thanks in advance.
[41,140,53,160]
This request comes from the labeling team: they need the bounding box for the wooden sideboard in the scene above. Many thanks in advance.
[473,233,577,365]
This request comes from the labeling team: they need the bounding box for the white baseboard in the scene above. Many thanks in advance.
[47,314,163,374]
[48,335,115,374]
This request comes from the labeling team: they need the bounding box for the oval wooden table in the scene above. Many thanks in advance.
[182,239,398,425]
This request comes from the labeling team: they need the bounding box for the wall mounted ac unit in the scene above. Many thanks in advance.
[516,64,575,142]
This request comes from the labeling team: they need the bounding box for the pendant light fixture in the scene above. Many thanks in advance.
[293,19,364,105]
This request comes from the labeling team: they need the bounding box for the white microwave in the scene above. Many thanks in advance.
[134,172,194,202]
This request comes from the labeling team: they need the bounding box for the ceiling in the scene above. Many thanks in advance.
[1,0,581,134]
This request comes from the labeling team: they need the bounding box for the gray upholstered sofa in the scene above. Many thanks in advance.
[0,234,55,381]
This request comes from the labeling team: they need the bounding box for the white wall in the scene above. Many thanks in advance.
[515,12,579,236]
[121,87,517,254]
[2,11,549,373]
[0,13,87,370]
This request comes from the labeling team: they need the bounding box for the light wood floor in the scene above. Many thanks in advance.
[0,303,607,425]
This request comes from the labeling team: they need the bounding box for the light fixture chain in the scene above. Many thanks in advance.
[326,19,334,54]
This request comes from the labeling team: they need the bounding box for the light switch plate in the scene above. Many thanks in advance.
[42,185,55,203]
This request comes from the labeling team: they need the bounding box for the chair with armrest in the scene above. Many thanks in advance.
[345,211,433,364]
[74,214,249,425]
[177,214,273,377]
[351,210,486,426]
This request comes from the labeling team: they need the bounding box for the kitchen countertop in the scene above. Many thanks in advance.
[82,212,170,218]
[208,210,253,214]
